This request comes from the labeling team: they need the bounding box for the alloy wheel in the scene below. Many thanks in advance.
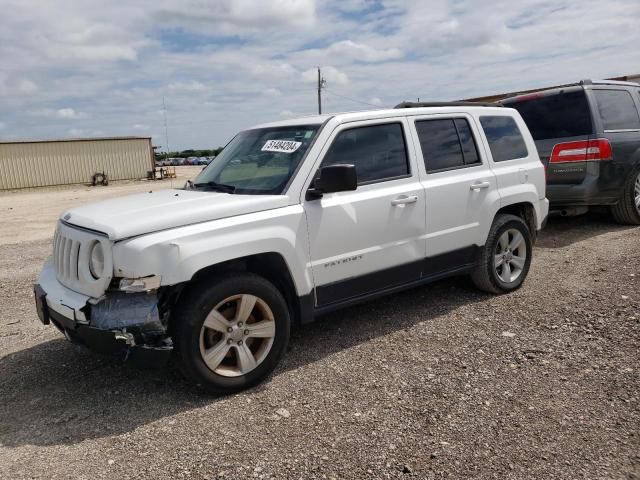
[634,172,640,213]
[494,229,527,283]
[199,294,276,377]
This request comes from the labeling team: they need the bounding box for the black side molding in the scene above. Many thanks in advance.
[307,245,481,316]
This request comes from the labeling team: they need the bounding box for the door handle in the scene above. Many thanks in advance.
[391,195,418,206]
[470,181,491,191]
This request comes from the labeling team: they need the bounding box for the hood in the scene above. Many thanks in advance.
[61,189,289,240]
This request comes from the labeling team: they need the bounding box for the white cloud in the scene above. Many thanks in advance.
[248,62,298,80]
[29,108,88,119]
[0,122,5,129]
[154,0,316,32]
[302,66,349,85]
[18,79,38,95]
[57,108,86,119]
[68,127,103,137]
[167,80,208,93]
[327,40,403,62]
[0,0,638,149]
[47,43,138,62]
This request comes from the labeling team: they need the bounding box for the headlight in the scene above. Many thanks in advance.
[89,242,104,279]
[118,275,161,292]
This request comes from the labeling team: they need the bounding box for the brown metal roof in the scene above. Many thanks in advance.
[463,74,640,103]
[0,136,152,145]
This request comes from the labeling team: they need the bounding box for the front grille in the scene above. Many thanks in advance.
[51,221,111,299]
[53,229,81,284]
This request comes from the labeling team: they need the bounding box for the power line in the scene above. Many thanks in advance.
[323,89,383,108]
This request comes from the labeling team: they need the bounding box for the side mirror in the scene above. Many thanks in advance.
[307,164,357,200]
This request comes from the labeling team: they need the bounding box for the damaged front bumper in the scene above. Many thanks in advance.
[34,259,172,368]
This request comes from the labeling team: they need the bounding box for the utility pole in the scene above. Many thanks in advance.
[162,96,170,160]
[317,67,326,115]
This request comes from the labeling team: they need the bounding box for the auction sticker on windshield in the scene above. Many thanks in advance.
[261,140,302,154]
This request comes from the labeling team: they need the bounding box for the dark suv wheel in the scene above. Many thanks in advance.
[611,168,640,225]
[173,273,291,394]
[470,214,533,294]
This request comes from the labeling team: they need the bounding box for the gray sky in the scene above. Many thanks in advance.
[1,0,638,150]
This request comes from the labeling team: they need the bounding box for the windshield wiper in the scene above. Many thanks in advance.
[192,180,236,193]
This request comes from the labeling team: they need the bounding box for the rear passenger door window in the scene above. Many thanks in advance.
[321,123,409,184]
[593,90,640,131]
[479,116,528,162]
[415,118,481,173]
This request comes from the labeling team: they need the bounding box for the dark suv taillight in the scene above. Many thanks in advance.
[550,139,612,163]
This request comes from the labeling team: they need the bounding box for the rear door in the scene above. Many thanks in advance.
[408,113,499,265]
[504,88,594,185]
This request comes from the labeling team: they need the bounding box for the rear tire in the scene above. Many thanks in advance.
[470,214,533,294]
[173,273,290,395]
[610,168,640,225]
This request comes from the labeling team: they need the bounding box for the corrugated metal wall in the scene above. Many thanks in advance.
[0,137,153,190]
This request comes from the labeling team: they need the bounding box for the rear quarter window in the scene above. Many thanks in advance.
[593,89,640,130]
[505,90,593,140]
[479,116,528,162]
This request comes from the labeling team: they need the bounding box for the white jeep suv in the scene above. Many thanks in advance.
[34,103,549,394]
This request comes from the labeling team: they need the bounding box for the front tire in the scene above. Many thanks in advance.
[470,214,533,294]
[611,168,640,225]
[173,273,290,394]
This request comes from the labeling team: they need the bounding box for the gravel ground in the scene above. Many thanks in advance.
[0,181,638,479]
[0,166,202,245]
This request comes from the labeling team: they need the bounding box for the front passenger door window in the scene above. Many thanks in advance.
[320,123,410,184]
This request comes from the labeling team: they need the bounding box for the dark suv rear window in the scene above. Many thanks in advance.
[593,89,640,131]
[505,90,593,140]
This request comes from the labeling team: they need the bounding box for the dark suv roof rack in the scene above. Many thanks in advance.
[582,78,640,87]
[501,78,640,102]
[394,101,499,109]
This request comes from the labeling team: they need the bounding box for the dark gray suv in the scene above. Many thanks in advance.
[502,80,640,224]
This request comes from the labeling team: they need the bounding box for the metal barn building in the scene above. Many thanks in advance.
[0,136,154,190]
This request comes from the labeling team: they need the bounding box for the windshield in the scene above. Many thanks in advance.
[192,125,320,194]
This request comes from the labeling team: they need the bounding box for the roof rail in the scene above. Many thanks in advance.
[591,79,640,86]
[394,101,500,109]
